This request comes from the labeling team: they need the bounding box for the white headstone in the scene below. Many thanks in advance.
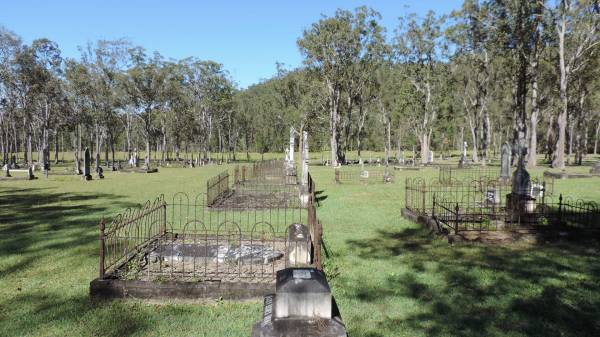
[301,131,309,186]
[427,150,434,164]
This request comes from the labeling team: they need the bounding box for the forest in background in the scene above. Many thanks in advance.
[0,0,598,169]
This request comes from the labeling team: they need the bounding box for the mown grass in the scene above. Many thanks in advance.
[1,155,599,337]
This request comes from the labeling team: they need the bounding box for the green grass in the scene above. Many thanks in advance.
[1,158,600,336]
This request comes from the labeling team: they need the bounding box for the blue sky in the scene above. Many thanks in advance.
[1,0,462,88]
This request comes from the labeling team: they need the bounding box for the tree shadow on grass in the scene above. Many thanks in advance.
[0,187,137,275]
[345,227,600,336]
[0,293,151,337]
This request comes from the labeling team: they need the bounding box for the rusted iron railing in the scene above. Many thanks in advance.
[431,193,600,233]
[98,162,324,282]
[207,170,230,206]
[99,195,167,278]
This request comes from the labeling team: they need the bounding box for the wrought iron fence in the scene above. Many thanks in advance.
[98,172,323,283]
[99,195,167,278]
[432,194,600,234]
[334,169,393,184]
[405,177,512,216]
[438,165,505,183]
[207,170,231,206]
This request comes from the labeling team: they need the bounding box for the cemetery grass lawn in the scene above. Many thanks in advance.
[1,157,600,336]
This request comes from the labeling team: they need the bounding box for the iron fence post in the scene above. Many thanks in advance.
[454,203,460,235]
[161,202,167,235]
[432,195,436,219]
[558,193,563,224]
[99,218,106,279]
[315,221,323,271]
[422,188,426,215]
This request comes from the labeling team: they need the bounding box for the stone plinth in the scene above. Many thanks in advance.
[286,224,311,267]
[252,268,347,337]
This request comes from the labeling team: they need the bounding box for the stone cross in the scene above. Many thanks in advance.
[83,147,92,180]
[500,143,511,180]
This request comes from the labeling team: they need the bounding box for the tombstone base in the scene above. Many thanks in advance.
[252,292,347,337]
[506,193,536,214]
[251,317,348,337]
[590,161,600,175]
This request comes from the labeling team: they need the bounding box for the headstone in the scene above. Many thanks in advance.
[590,161,600,175]
[3,164,10,177]
[512,149,531,196]
[27,166,35,180]
[252,268,347,337]
[500,143,511,181]
[96,166,104,179]
[289,128,295,163]
[507,147,535,214]
[427,150,434,164]
[83,147,92,181]
[459,141,468,168]
[301,131,309,186]
[286,224,311,266]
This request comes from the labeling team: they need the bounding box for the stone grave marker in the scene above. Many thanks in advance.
[286,224,311,266]
[590,161,600,175]
[459,141,468,168]
[3,164,10,177]
[252,268,347,337]
[500,143,511,181]
[83,147,92,181]
[28,166,35,180]
[427,150,434,164]
[301,131,309,186]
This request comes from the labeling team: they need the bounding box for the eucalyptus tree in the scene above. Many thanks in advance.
[298,6,385,166]
[394,11,447,164]
[123,48,165,167]
[80,39,130,167]
[448,0,494,164]
[551,0,599,168]
[0,27,22,165]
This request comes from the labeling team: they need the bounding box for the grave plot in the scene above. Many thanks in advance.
[334,167,393,184]
[402,161,595,243]
[90,164,323,300]
[207,160,303,209]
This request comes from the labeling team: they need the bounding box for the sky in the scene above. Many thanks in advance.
[0,0,462,88]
